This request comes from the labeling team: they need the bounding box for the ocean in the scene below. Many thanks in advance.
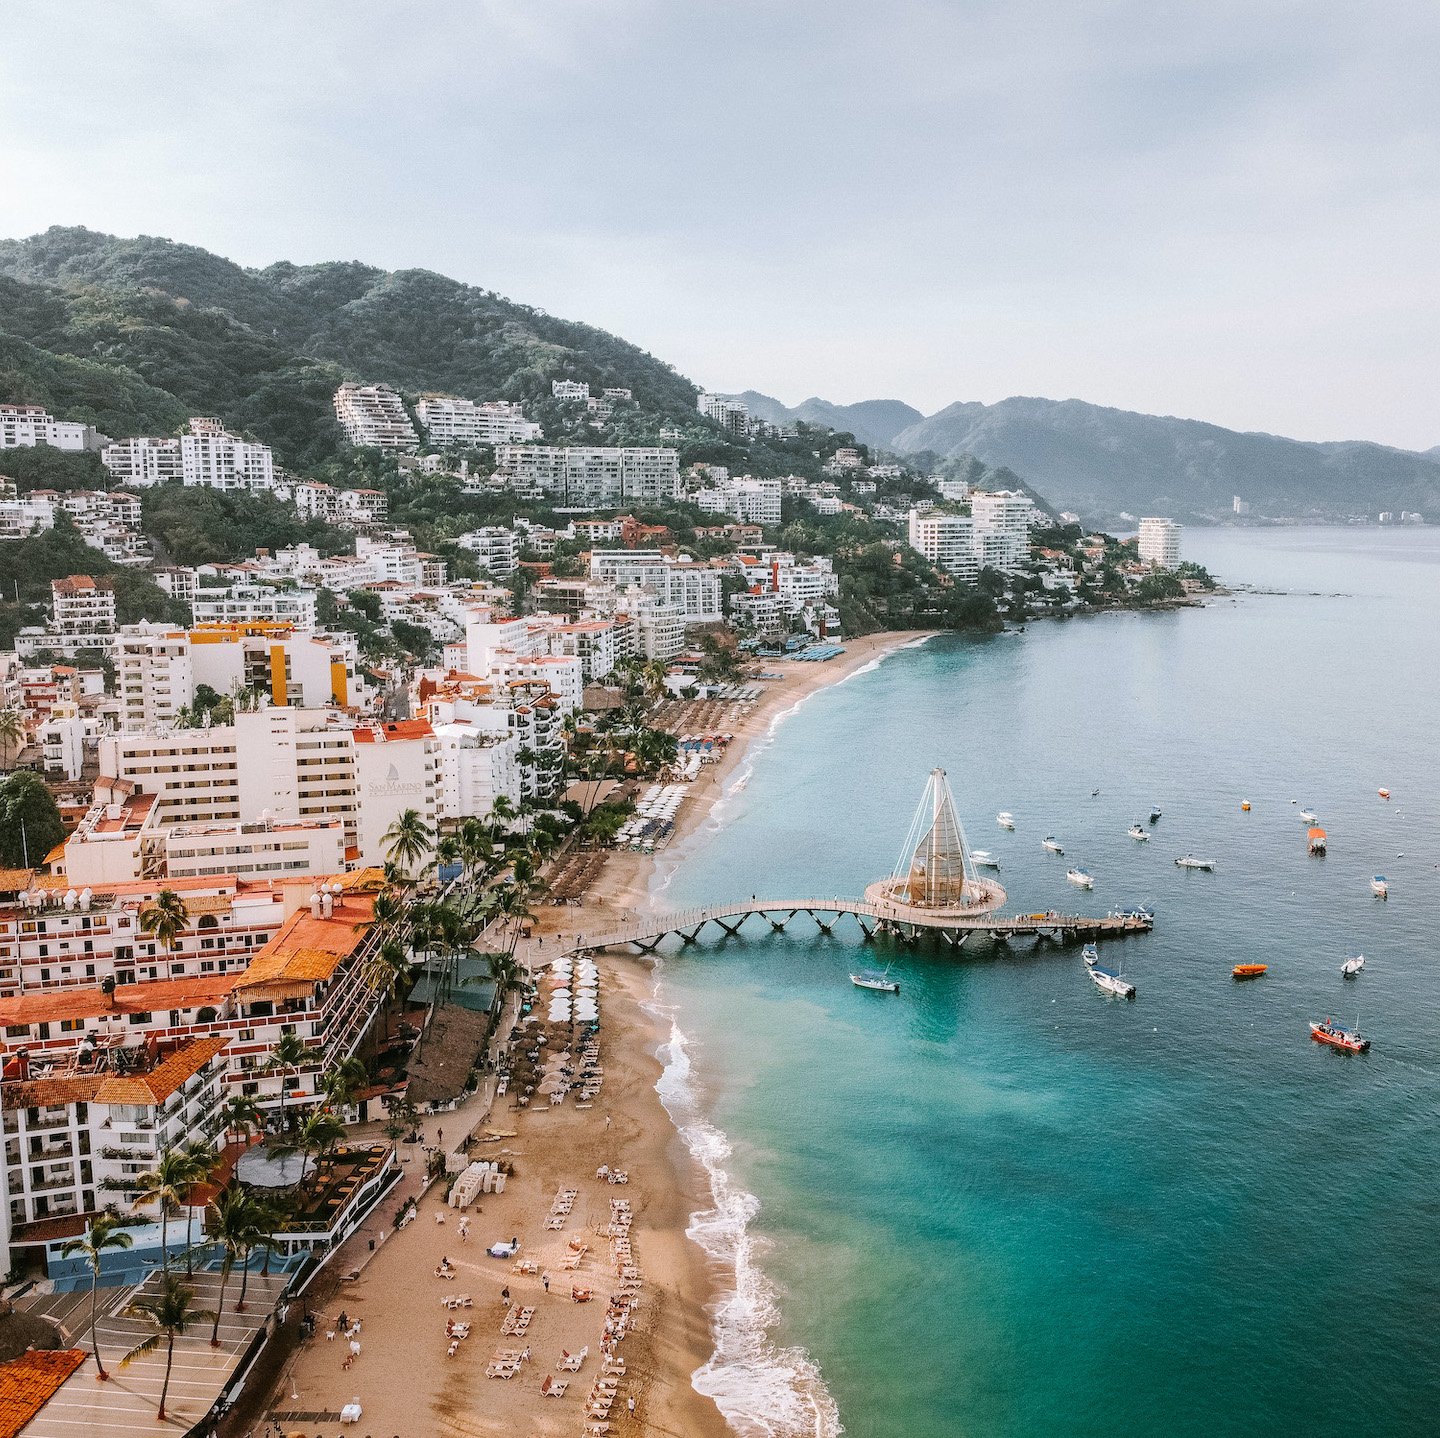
[649,527,1440,1438]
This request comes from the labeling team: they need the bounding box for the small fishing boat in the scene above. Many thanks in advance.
[1066,867,1094,889]
[1042,836,1064,853]
[1299,808,1319,823]
[1127,823,1149,841]
[1341,955,1366,978]
[1174,855,1215,871]
[1310,1018,1369,1053]
[1110,905,1155,922]
[996,811,1016,829]
[851,967,900,994]
[1082,943,1100,967]
[1378,788,1391,800]
[970,850,1001,869]
[1371,875,1389,898]
[1090,964,1136,999]
[1241,800,1251,811]
[1149,807,1162,823]
[1232,963,1268,980]
[1307,827,1327,854]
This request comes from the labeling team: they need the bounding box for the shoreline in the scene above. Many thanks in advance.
[565,629,935,1436]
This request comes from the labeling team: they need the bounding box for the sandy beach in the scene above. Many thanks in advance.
[271,631,930,1437]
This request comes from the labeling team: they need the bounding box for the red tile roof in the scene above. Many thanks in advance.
[0,1348,86,1436]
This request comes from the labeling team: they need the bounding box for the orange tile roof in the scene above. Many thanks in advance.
[352,719,434,742]
[0,974,236,1027]
[234,892,375,993]
[0,1348,86,1437]
[0,868,34,891]
[3,1036,229,1109]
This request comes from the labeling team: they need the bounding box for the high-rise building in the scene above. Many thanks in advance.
[0,405,96,451]
[1137,517,1182,568]
[493,446,679,505]
[415,395,541,446]
[333,383,419,449]
[697,393,748,435]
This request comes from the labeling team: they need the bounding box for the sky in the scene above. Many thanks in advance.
[1,0,1437,448]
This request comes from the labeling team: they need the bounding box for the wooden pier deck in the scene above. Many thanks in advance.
[565,897,1152,956]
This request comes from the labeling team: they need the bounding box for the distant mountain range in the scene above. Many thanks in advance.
[738,391,1440,524]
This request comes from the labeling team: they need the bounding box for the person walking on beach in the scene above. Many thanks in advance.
[542,1272,550,1292]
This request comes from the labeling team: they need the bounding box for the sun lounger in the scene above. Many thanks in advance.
[541,1375,569,1397]
[559,1346,588,1371]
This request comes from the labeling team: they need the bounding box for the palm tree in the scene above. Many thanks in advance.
[220,1094,262,1147]
[457,816,496,883]
[138,889,189,960]
[369,889,404,932]
[488,794,517,836]
[273,1110,347,1175]
[60,1215,133,1380]
[431,833,461,879]
[642,658,669,699]
[376,936,413,1006]
[133,1147,203,1275]
[178,1143,221,1276]
[381,807,434,880]
[0,708,25,769]
[321,1055,368,1113]
[265,1031,309,1132]
[120,1274,216,1420]
[207,1188,261,1345]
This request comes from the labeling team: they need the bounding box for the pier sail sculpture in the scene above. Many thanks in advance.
[867,768,1007,915]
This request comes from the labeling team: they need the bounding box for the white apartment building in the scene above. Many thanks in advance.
[0,405,95,451]
[162,818,347,881]
[1137,517,1182,568]
[338,488,387,525]
[493,445,679,505]
[333,382,419,449]
[431,722,522,820]
[551,380,590,402]
[52,576,116,636]
[114,625,194,730]
[908,510,980,581]
[620,591,686,660]
[725,477,782,525]
[415,394,541,447]
[697,394,748,435]
[351,721,441,868]
[972,491,1037,572]
[190,583,319,630]
[587,550,725,622]
[100,420,275,491]
[99,435,184,487]
[456,526,520,576]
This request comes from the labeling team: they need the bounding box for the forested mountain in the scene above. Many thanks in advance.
[0,227,701,467]
[726,392,924,450]
[889,397,1440,523]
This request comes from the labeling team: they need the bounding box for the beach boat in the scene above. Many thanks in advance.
[1378,788,1391,800]
[1066,867,1094,889]
[1299,809,1319,823]
[996,811,1016,829]
[1174,855,1215,871]
[1149,807,1162,823]
[1341,955,1366,978]
[1232,963,1268,980]
[1308,827,1327,854]
[1089,964,1136,999]
[1110,905,1155,922]
[1310,1018,1369,1053]
[850,966,900,994]
[1082,942,1100,967]
[1241,800,1251,811]
[1371,875,1389,898]
[1042,836,1064,853]
[1127,823,1149,841]
[970,849,1001,869]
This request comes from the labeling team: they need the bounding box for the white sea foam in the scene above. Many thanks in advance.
[651,1000,843,1438]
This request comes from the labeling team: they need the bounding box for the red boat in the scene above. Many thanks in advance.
[1310,1019,1370,1053]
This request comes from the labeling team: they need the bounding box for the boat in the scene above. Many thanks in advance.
[1310,1018,1369,1053]
[1341,955,1366,978]
[970,849,1001,869]
[996,811,1016,829]
[1241,800,1251,811]
[1066,867,1094,888]
[1082,943,1100,966]
[1232,963,1268,980]
[1126,823,1149,841]
[1149,807,1162,823]
[1307,827,1327,854]
[1089,964,1136,999]
[1378,788,1391,800]
[851,967,900,994]
[1042,836,1064,853]
[1174,855,1215,870]
[1371,875,1388,898]
[1110,905,1155,922]
[1299,808,1319,823]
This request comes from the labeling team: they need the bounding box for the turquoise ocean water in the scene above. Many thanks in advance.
[649,528,1440,1438]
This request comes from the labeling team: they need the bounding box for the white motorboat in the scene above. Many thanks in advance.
[996,811,1016,829]
[1127,823,1149,841]
[1371,875,1389,898]
[851,967,900,994]
[1089,964,1136,999]
[1042,836,1064,853]
[1299,809,1319,823]
[970,850,1001,869]
[1066,867,1094,889]
[1082,943,1100,967]
[1174,855,1215,871]
[1341,955,1366,978]
[1149,807,1162,823]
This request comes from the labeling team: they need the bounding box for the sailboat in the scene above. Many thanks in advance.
[851,962,900,994]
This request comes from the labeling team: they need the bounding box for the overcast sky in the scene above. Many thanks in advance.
[1,1,1436,447]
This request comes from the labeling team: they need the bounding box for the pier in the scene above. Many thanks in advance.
[568,768,1154,959]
